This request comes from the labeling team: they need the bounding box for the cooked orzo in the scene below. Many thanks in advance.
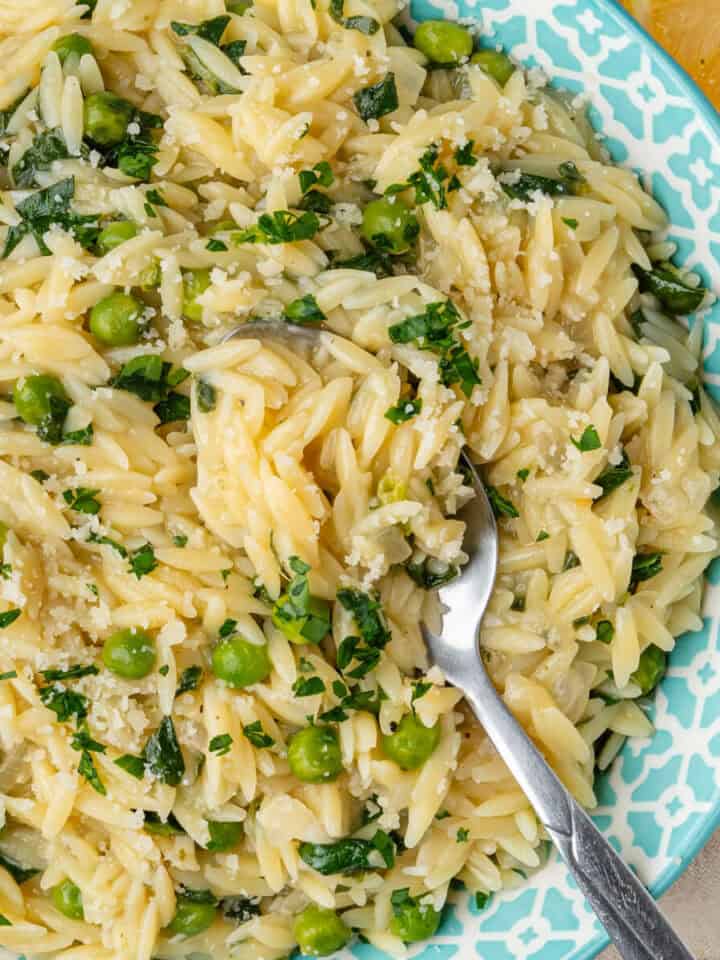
[0,1,717,958]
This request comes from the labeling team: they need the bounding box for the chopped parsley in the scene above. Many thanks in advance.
[172,534,188,547]
[563,551,580,571]
[385,397,422,423]
[336,588,391,679]
[411,681,432,704]
[501,172,570,202]
[405,555,457,589]
[206,237,227,252]
[571,425,601,452]
[242,720,275,749]
[299,161,333,193]
[235,210,320,244]
[292,675,326,697]
[486,485,519,519]
[284,293,326,325]
[128,543,157,579]
[153,392,190,424]
[159,664,169,676]
[87,531,127,557]
[475,891,492,910]
[596,620,614,645]
[0,671,17,681]
[144,811,185,836]
[144,716,185,786]
[209,733,233,756]
[39,684,88,723]
[71,727,107,795]
[454,140,477,167]
[456,827,470,843]
[388,300,480,397]
[562,217,578,229]
[221,896,262,922]
[353,73,398,122]
[271,556,331,645]
[63,487,101,515]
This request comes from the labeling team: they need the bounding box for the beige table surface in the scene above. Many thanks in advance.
[599,829,720,959]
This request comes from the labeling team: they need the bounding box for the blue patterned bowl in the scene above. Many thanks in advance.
[349,1,720,958]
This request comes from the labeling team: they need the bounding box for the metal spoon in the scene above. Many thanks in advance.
[228,320,695,960]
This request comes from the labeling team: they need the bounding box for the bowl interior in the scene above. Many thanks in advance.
[348,1,720,958]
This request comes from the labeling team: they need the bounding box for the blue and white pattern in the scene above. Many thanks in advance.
[346,1,720,958]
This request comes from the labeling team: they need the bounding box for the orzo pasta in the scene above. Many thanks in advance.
[0,1,716,958]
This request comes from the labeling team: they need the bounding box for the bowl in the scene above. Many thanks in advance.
[347,1,720,958]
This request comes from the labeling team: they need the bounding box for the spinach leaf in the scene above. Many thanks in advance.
[0,851,39,885]
[299,830,395,874]
[353,74,398,122]
[176,665,203,697]
[593,451,633,499]
[12,129,71,188]
[221,896,261,922]
[112,355,189,404]
[2,177,99,259]
[336,588,391,678]
[328,0,379,34]
[633,262,706,315]
[144,715,185,786]
[388,300,480,397]
[630,552,663,591]
[485,485,519,519]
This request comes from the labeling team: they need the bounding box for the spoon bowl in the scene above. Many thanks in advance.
[226,319,695,960]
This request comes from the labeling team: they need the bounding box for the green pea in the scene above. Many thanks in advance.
[166,895,217,938]
[102,627,156,679]
[288,725,343,784]
[413,20,473,65]
[631,645,667,695]
[89,292,144,346]
[97,220,138,254]
[381,713,440,771]
[361,197,419,255]
[139,259,161,290]
[52,33,93,65]
[293,905,351,957]
[206,819,243,852]
[390,891,440,943]
[83,91,134,147]
[51,879,84,921]
[211,634,271,688]
[13,375,70,427]
[182,269,212,322]
[470,49,515,87]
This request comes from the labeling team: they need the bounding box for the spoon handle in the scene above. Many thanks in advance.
[461,667,695,960]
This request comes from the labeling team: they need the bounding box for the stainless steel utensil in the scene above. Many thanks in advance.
[228,320,696,960]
